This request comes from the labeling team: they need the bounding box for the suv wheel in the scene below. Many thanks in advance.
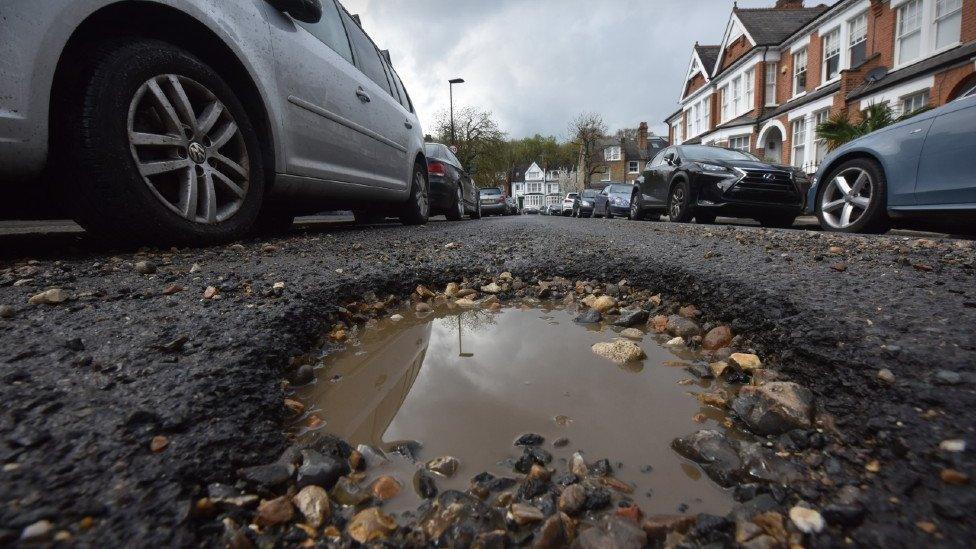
[816,158,889,233]
[667,180,694,223]
[400,163,430,225]
[630,192,643,220]
[58,40,264,245]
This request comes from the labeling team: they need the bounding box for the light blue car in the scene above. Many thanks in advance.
[807,86,976,233]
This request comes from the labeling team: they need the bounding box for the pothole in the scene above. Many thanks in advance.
[217,276,823,546]
[296,299,744,517]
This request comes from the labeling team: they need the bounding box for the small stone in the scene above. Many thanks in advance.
[729,353,762,371]
[262,244,278,253]
[293,486,330,528]
[940,469,969,485]
[238,462,294,489]
[570,453,588,478]
[916,521,938,534]
[732,382,813,435]
[20,520,53,541]
[150,435,169,453]
[642,515,696,541]
[28,288,68,305]
[481,282,502,294]
[455,298,478,308]
[613,309,649,327]
[935,370,963,385]
[591,295,617,313]
[665,337,685,346]
[0,305,15,319]
[203,286,219,299]
[558,484,587,515]
[592,339,646,364]
[255,496,294,527]
[828,246,844,254]
[535,512,572,548]
[678,305,700,318]
[877,369,896,383]
[347,507,396,544]
[284,399,305,415]
[650,315,668,333]
[666,315,701,338]
[297,450,349,490]
[789,506,824,534]
[865,460,881,473]
[939,439,966,453]
[134,260,157,274]
[426,456,460,477]
[575,309,603,324]
[371,476,402,501]
[390,314,404,322]
[702,326,733,351]
[509,503,545,525]
[830,262,848,272]
[621,328,643,339]
[414,469,438,499]
[445,282,460,297]
[709,361,730,377]
[189,263,202,273]
[162,284,184,296]
[415,302,432,313]
[515,433,545,446]
[272,281,285,294]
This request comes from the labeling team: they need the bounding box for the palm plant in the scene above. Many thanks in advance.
[816,102,932,151]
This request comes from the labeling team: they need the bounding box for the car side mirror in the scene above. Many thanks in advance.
[267,0,323,23]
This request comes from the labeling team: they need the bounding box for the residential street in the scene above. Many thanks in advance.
[1,215,973,546]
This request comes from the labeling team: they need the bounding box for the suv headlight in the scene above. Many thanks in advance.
[697,163,729,173]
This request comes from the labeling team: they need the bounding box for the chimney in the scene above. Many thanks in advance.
[637,122,648,152]
[774,0,804,8]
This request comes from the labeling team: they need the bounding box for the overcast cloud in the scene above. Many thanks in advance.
[341,0,778,140]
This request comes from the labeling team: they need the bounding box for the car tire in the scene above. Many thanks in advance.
[446,184,464,221]
[815,158,890,234]
[757,214,797,228]
[399,163,430,226]
[56,39,265,245]
[667,179,694,223]
[470,200,482,220]
[695,212,717,224]
[630,192,644,221]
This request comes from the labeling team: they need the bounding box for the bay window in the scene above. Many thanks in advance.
[822,28,841,82]
[765,63,778,106]
[793,48,808,96]
[848,13,867,67]
[896,0,922,65]
[935,0,962,50]
[791,118,807,168]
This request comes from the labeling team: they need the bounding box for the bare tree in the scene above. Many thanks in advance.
[568,113,608,191]
[433,107,506,186]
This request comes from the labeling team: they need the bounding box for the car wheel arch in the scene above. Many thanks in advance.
[50,2,278,190]
[818,151,887,199]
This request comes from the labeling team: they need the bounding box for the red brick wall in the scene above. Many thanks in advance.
[722,35,753,70]
[933,64,976,104]
[778,115,792,165]
[685,73,707,97]
[807,32,823,90]
[868,0,896,70]
[777,52,794,103]
[964,0,976,42]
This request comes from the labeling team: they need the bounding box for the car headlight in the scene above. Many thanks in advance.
[697,162,729,173]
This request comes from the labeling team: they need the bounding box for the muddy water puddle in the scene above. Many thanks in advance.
[296,301,748,519]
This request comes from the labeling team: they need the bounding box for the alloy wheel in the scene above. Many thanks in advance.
[127,74,249,224]
[630,195,640,219]
[415,171,430,218]
[456,186,464,218]
[820,167,873,229]
[669,187,685,220]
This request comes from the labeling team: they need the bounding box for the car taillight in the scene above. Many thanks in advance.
[428,161,446,177]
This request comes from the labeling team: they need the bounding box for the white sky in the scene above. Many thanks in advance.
[342,0,782,139]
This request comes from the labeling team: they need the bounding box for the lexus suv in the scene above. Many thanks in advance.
[631,145,809,227]
[0,0,428,243]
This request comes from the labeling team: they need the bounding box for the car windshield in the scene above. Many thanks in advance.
[608,185,632,194]
[566,194,578,199]
[681,145,760,162]
[581,190,599,198]
[480,188,502,196]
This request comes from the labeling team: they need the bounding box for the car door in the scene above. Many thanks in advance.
[268,0,379,186]
[914,96,976,206]
[647,147,676,208]
[340,10,411,190]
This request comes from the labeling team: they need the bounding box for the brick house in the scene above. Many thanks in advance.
[666,0,976,173]
[588,123,668,187]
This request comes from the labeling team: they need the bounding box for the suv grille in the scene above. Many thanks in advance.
[736,169,795,191]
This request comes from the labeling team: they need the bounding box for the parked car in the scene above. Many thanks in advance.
[523,193,544,214]
[562,193,579,216]
[573,189,601,217]
[423,143,480,220]
[808,91,976,234]
[505,196,520,215]
[592,184,634,219]
[545,203,562,215]
[479,188,507,216]
[0,0,428,243]
[631,145,809,227]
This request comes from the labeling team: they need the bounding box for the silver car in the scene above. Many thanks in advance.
[0,0,428,243]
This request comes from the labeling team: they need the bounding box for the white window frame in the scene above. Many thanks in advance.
[702,97,711,130]
[601,170,611,182]
[848,12,868,68]
[895,0,923,66]
[765,63,778,106]
[791,118,807,168]
[604,146,621,162]
[793,48,808,97]
[720,86,730,122]
[744,68,755,112]
[901,89,931,115]
[731,76,742,117]
[813,109,830,166]
[627,161,640,174]
[934,0,963,51]
[729,135,750,151]
[822,28,841,83]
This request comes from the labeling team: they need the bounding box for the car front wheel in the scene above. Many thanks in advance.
[816,159,889,233]
[667,180,694,223]
[58,39,265,245]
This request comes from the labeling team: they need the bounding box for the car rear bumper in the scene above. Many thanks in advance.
[481,202,507,214]
[609,205,630,216]
[428,176,456,211]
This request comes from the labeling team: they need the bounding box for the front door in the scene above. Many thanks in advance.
[764,128,783,163]
[915,97,976,206]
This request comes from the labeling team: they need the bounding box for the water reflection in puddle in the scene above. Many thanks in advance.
[297,303,741,516]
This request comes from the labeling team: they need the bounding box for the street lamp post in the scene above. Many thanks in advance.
[449,78,465,146]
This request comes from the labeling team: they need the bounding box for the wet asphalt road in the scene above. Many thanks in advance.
[0,214,974,546]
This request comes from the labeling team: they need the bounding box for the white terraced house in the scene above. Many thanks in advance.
[511,162,574,210]
[666,0,976,174]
